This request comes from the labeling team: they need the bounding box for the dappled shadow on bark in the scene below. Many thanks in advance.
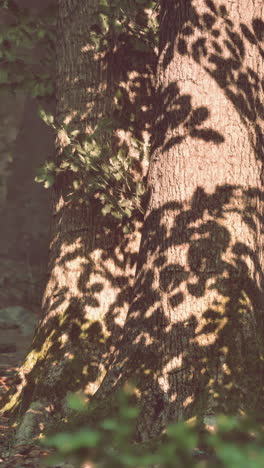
[0,0,156,435]
[91,0,264,442]
[1,0,264,447]
[94,185,264,440]
[158,0,264,167]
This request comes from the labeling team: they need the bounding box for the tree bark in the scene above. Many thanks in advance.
[94,0,264,441]
[1,0,152,444]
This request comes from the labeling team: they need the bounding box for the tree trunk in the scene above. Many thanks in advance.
[94,0,264,441]
[1,0,153,444]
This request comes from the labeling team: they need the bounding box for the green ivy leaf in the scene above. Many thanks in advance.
[73,179,80,189]
[136,181,145,196]
[44,174,55,188]
[70,163,79,173]
[102,203,112,215]
[99,13,109,33]
[38,107,54,127]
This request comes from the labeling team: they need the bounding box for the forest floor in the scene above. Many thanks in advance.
[0,331,75,468]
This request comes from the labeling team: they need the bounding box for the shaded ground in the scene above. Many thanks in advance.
[0,328,74,467]
[0,328,44,467]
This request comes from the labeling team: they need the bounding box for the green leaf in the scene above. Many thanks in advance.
[64,146,74,159]
[101,419,118,430]
[38,107,54,127]
[35,174,45,183]
[60,160,70,169]
[44,174,55,188]
[73,179,80,189]
[113,171,122,181]
[122,225,131,234]
[111,211,122,220]
[67,393,87,412]
[70,163,79,172]
[123,207,132,217]
[44,428,100,452]
[136,181,145,196]
[113,19,122,33]
[166,422,197,450]
[136,454,162,466]
[117,147,127,160]
[115,88,123,100]
[97,117,114,130]
[120,407,139,419]
[102,203,112,215]
[101,163,110,173]
[98,13,109,33]
[38,29,46,39]
[118,454,141,466]
[45,161,56,171]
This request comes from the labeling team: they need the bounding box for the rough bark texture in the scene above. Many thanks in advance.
[94,0,264,441]
[1,0,147,444]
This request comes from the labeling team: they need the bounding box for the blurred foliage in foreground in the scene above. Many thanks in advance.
[41,388,264,468]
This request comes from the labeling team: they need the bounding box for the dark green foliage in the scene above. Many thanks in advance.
[0,0,56,97]
[35,119,148,226]
[42,388,264,468]
[33,0,158,226]
[89,0,159,53]
[0,0,158,225]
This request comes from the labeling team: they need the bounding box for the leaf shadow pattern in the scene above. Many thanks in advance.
[91,0,264,442]
[94,185,264,441]
[0,0,156,435]
[161,0,264,167]
[152,81,224,154]
[1,0,264,447]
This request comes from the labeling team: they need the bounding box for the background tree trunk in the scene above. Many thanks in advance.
[94,0,264,441]
[0,0,53,314]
